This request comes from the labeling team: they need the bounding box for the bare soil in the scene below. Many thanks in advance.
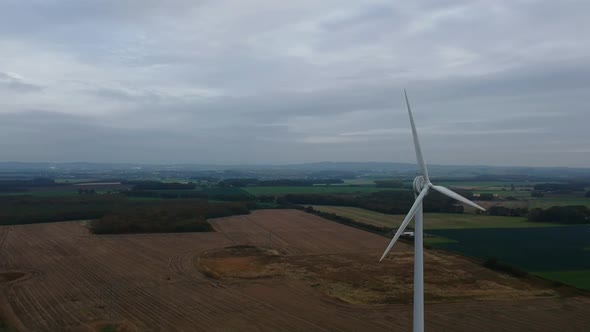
[0,210,589,331]
[198,244,557,305]
[0,272,25,283]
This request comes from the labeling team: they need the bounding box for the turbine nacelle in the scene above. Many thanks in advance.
[379,178,484,264]
[412,176,428,194]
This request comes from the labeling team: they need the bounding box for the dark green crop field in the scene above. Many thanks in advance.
[426,226,590,290]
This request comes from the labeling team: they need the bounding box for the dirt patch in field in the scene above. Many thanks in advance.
[198,244,557,305]
[197,245,284,279]
[0,272,25,283]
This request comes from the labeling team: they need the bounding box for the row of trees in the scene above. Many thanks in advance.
[280,190,466,215]
[279,191,588,224]
[488,206,529,217]
[533,183,586,192]
[0,177,59,192]
[125,188,254,201]
[124,181,196,190]
[478,193,496,200]
[0,194,255,228]
[218,178,344,187]
[528,206,590,224]
[374,180,404,188]
[90,200,250,234]
[0,195,132,225]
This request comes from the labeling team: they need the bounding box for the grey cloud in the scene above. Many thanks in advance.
[319,4,397,30]
[0,72,42,93]
[88,87,162,103]
[0,0,589,167]
[0,111,307,164]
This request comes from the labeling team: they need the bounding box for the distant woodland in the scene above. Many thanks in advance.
[0,176,587,233]
[90,200,250,234]
[279,190,466,214]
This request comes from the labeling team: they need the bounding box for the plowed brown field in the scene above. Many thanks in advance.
[0,209,589,331]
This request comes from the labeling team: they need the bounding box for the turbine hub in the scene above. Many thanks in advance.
[413,176,426,194]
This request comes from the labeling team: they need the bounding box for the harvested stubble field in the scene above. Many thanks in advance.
[0,210,589,331]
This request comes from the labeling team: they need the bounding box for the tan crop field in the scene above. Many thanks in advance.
[1,210,589,331]
[309,205,560,229]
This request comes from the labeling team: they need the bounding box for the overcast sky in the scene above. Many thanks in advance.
[1,0,588,167]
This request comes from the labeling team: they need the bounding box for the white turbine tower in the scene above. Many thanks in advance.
[379,90,486,332]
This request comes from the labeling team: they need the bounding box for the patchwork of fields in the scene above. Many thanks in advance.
[243,186,385,195]
[310,205,561,229]
[1,210,589,331]
[310,205,590,291]
[528,196,590,209]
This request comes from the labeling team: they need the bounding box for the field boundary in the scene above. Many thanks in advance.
[295,205,590,296]
[292,204,395,237]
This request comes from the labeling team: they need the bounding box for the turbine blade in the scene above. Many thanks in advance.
[405,89,429,183]
[430,185,486,211]
[379,187,429,261]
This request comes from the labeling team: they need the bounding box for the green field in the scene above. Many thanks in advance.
[244,186,385,195]
[310,205,561,229]
[423,237,458,245]
[529,196,590,209]
[437,181,540,188]
[426,226,590,291]
[532,271,590,291]
[438,181,536,198]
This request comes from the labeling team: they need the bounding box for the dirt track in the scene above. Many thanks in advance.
[1,209,589,331]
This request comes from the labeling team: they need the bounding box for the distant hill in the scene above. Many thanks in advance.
[0,161,589,180]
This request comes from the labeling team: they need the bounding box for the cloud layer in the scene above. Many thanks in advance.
[1,0,588,166]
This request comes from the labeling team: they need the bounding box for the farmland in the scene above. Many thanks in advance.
[533,271,590,291]
[243,186,385,195]
[1,210,590,331]
[307,205,589,290]
[309,205,561,229]
[528,196,590,209]
[427,226,590,290]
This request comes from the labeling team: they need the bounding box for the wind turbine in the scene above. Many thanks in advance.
[379,90,485,332]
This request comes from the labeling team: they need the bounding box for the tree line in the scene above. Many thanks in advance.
[90,200,250,234]
[528,206,590,224]
[0,195,133,225]
[0,194,254,228]
[279,190,466,214]
[0,178,60,192]
[218,178,344,187]
[125,187,254,201]
[124,180,196,190]
[374,180,404,188]
[487,206,529,217]
[278,191,588,224]
[533,183,586,192]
